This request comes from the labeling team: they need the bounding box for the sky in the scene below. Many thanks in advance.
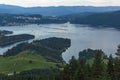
[0,0,120,7]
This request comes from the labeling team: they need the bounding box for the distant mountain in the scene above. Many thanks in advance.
[60,12,96,18]
[71,10,120,28]
[0,4,25,14]
[0,4,120,16]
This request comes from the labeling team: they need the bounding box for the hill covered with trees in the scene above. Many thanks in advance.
[0,30,13,35]
[0,46,120,80]
[71,10,120,28]
[0,37,71,76]
[79,48,105,61]
[3,37,71,62]
[0,4,120,16]
[0,34,35,47]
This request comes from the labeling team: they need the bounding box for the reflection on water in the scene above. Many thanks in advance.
[0,23,120,62]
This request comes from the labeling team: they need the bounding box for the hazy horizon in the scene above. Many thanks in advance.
[0,4,120,8]
[0,0,119,7]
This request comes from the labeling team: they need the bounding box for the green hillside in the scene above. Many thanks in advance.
[0,37,71,75]
[0,50,58,74]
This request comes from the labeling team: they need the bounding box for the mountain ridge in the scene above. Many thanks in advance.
[0,4,120,16]
[71,10,120,28]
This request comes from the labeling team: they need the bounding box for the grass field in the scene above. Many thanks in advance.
[0,50,58,74]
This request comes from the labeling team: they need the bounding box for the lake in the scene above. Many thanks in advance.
[0,23,120,62]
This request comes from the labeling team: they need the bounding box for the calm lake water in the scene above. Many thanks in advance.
[0,23,120,62]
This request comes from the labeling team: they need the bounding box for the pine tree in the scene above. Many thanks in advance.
[114,45,120,80]
[92,50,106,80]
[107,54,115,80]
[62,56,78,80]
[116,45,120,57]
[85,64,92,80]
[69,56,78,80]
[73,59,85,80]
[61,64,71,80]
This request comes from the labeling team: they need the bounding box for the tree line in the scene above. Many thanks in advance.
[3,37,71,62]
[61,46,120,80]
[0,46,120,80]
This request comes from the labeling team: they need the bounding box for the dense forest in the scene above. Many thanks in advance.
[0,45,120,80]
[0,34,35,47]
[71,10,120,28]
[0,30,13,35]
[61,48,120,80]
[3,37,71,62]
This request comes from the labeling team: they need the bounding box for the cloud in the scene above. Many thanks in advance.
[0,0,119,7]
[85,0,106,3]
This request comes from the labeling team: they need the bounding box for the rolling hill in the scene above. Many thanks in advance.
[0,50,57,74]
[0,37,71,74]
